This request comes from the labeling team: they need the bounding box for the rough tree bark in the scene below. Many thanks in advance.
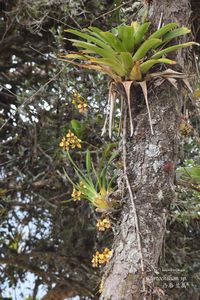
[100,1,194,299]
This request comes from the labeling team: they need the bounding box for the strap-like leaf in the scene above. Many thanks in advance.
[148,23,178,39]
[162,27,191,44]
[98,64,122,81]
[118,52,133,75]
[87,26,102,35]
[61,53,123,81]
[140,58,176,74]
[134,22,151,47]
[116,25,135,52]
[90,57,126,77]
[100,31,126,52]
[151,42,198,59]
[132,38,161,61]
[85,27,110,43]
[69,40,114,59]
[65,29,114,52]
[67,152,91,185]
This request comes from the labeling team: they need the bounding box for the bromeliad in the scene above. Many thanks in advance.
[60,21,198,136]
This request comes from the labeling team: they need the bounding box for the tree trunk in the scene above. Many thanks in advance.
[100,1,193,299]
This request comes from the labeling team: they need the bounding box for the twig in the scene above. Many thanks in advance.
[0,66,66,132]
[90,0,133,25]
[122,102,147,300]
[37,144,53,163]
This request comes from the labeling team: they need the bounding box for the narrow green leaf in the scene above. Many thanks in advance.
[117,25,127,41]
[162,27,191,44]
[148,23,178,39]
[106,149,119,165]
[151,42,198,59]
[140,58,176,74]
[134,22,151,47]
[132,38,161,61]
[66,29,114,52]
[107,175,116,190]
[63,167,76,186]
[90,57,126,77]
[116,25,135,52]
[66,152,92,186]
[92,161,102,190]
[101,143,118,160]
[100,31,126,52]
[118,52,133,75]
[85,27,109,43]
[69,40,115,59]
[87,26,102,35]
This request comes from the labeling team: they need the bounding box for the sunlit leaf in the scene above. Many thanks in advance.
[133,22,151,47]
[132,38,161,61]
[140,58,176,74]
[148,23,178,39]
[162,27,191,44]
[151,42,198,59]
[65,29,114,51]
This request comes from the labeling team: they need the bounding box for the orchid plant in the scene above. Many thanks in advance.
[64,150,118,211]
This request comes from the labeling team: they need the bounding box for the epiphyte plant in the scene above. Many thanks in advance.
[60,21,198,136]
[63,149,119,211]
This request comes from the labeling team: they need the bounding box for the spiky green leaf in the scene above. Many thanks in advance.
[89,57,126,77]
[115,25,135,52]
[151,42,198,59]
[69,40,115,59]
[118,52,133,75]
[148,23,178,39]
[132,38,161,61]
[140,58,176,74]
[100,31,126,52]
[134,22,151,47]
[65,29,114,51]
[162,27,191,44]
